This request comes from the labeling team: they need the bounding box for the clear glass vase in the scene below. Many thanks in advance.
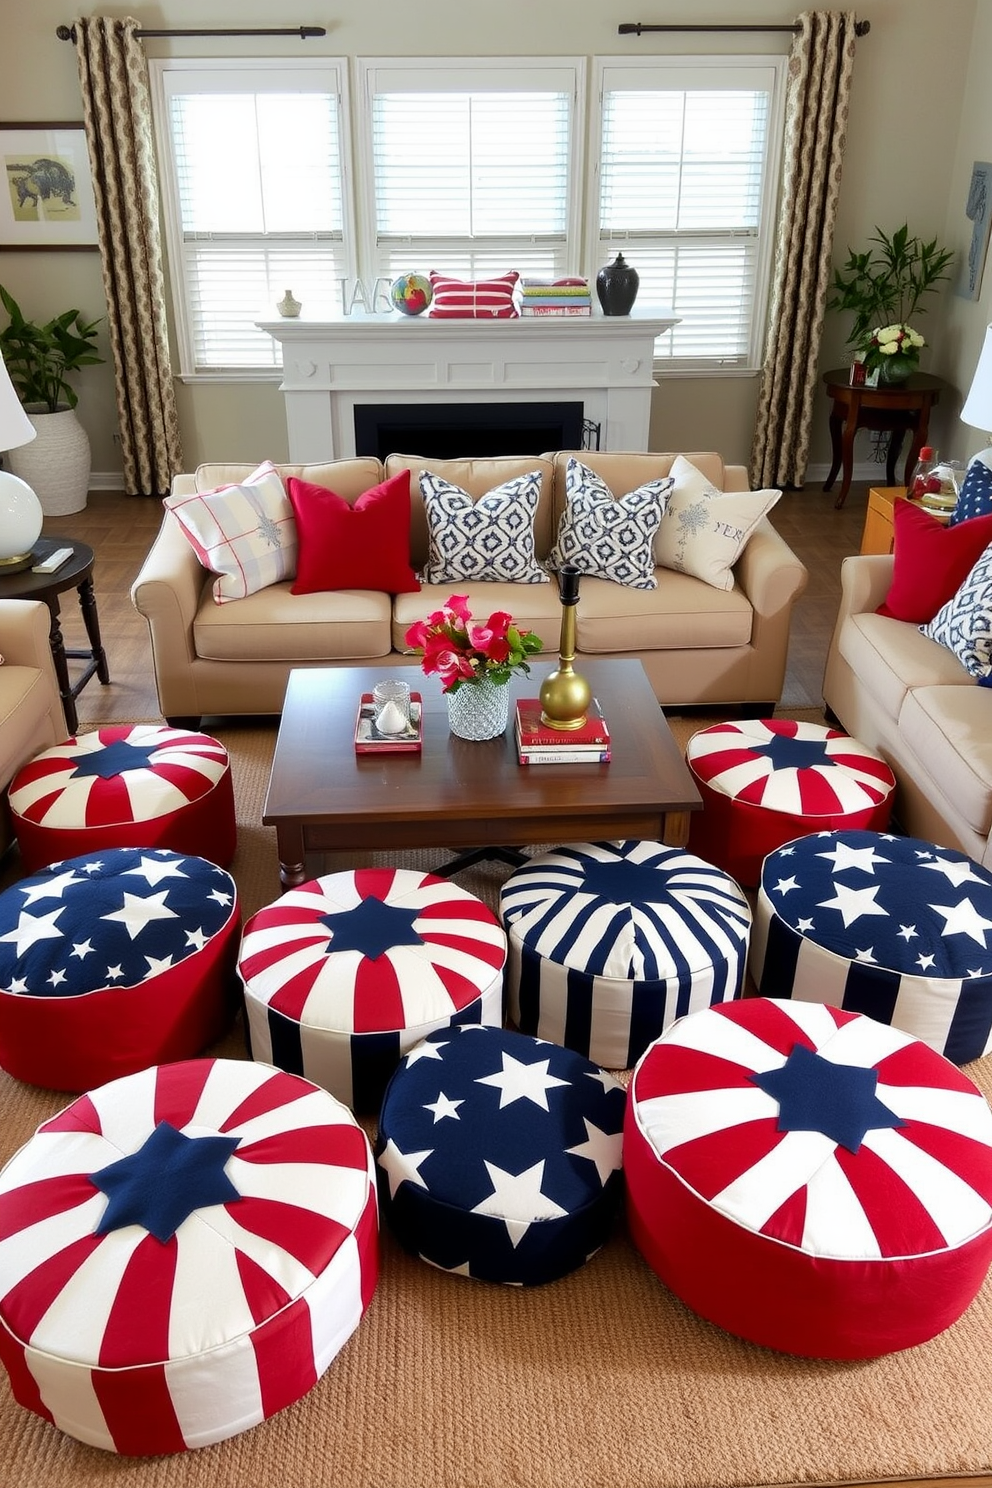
[445,677,510,740]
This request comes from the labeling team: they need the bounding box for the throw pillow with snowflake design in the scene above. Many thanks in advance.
[921,541,992,686]
[420,470,549,583]
[654,455,780,591]
[548,458,671,589]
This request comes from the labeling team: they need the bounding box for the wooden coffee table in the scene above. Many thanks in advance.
[263,659,702,890]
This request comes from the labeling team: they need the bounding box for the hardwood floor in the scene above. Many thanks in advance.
[39,479,873,729]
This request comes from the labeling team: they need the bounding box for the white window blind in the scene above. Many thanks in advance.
[151,61,351,374]
[360,60,583,284]
[595,60,786,367]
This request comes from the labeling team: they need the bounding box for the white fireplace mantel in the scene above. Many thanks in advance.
[257,310,679,461]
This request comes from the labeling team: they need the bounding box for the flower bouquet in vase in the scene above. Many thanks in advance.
[404,594,542,740]
[862,323,925,386]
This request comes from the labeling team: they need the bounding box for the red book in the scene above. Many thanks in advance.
[515,697,610,748]
[355,693,422,753]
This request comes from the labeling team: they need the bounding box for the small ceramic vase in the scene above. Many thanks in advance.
[277,290,302,318]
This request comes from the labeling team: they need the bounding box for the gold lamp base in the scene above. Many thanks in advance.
[539,661,591,730]
[0,549,34,574]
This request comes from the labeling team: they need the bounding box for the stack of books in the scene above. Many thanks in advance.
[518,277,592,317]
[515,698,611,764]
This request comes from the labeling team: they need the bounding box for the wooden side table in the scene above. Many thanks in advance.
[860,486,951,555]
[822,369,946,510]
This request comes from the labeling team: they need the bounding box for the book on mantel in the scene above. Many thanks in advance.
[515,697,611,764]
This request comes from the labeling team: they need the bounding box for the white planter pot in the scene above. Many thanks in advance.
[7,406,90,517]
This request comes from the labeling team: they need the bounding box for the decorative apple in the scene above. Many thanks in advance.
[390,273,433,316]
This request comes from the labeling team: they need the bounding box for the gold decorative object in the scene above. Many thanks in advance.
[539,564,592,730]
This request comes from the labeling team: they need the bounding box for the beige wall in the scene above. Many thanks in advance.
[0,0,982,482]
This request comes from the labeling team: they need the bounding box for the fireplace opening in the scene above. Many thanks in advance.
[353,400,585,461]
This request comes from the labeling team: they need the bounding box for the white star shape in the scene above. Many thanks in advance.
[208,888,233,908]
[471,1160,568,1247]
[105,964,125,981]
[475,1052,570,1110]
[123,855,189,887]
[778,845,795,856]
[7,978,27,994]
[0,907,66,957]
[377,1139,432,1199]
[796,917,815,933]
[565,1119,623,1187]
[931,898,992,948]
[817,881,888,928]
[184,927,209,951]
[70,939,94,960]
[585,1069,623,1095]
[101,890,178,940]
[917,953,937,971]
[897,924,918,941]
[47,967,67,988]
[914,850,935,860]
[80,860,104,874]
[816,842,890,875]
[921,856,988,889]
[774,876,799,895]
[405,1040,447,1067]
[143,954,176,979]
[853,946,879,964]
[967,968,987,979]
[424,1092,463,1123]
[18,869,86,905]
[424,1256,473,1277]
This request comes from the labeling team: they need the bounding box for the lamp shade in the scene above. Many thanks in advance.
[961,325,992,470]
[0,351,36,452]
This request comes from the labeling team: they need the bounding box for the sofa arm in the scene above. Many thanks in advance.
[733,519,808,618]
[0,598,67,752]
[834,553,895,623]
[130,513,210,713]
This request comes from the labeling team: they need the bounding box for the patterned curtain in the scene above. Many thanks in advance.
[73,15,183,497]
[750,11,858,490]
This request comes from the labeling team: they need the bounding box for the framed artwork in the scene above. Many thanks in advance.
[0,123,99,250]
[957,160,992,301]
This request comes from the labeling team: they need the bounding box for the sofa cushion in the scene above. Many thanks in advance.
[921,543,992,684]
[877,499,992,622]
[948,457,992,526]
[654,456,780,590]
[837,611,973,725]
[287,471,420,595]
[428,271,519,318]
[392,582,563,655]
[420,469,549,584]
[164,461,297,604]
[898,685,992,838]
[193,584,394,663]
[572,570,753,653]
[549,457,670,589]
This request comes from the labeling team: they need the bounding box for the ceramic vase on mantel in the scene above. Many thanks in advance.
[596,252,640,316]
[446,677,510,741]
[7,405,91,516]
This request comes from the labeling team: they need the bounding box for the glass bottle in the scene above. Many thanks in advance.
[908,446,938,501]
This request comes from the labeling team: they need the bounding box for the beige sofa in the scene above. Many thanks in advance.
[0,600,68,855]
[132,451,808,726]
[823,552,992,869]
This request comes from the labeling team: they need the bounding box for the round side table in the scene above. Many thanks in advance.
[821,369,946,510]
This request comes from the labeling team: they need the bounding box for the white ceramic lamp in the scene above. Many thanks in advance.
[0,351,41,571]
[961,323,992,470]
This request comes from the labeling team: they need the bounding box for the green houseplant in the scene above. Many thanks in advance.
[827,225,953,381]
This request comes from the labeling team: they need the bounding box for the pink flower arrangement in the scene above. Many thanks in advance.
[404,594,542,694]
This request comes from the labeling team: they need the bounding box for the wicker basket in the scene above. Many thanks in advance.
[7,407,90,517]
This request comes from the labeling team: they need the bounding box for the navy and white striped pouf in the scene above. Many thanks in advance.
[499,840,751,1070]
[377,1024,626,1285]
[749,830,992,1064]
[238,868,506,1112]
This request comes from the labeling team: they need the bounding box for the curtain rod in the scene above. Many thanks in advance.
[57,25,326,42]
[618,21,870,36]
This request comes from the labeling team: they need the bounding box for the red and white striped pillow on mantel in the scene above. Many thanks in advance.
[428,270,519,318]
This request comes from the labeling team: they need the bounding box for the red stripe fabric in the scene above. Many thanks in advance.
[99,1232,178,1367]
[429,271,519,319]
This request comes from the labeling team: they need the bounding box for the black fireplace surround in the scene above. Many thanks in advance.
[353,400,585,461]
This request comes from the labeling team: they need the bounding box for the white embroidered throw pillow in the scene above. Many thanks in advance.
[548,458,671,590]
[920,542,992,685]
[654,455,780,591]
[420,470,549,583]
[164,461,297,604]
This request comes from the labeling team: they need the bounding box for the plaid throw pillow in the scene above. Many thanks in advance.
[428,271,519,319]
[164,461,297,604]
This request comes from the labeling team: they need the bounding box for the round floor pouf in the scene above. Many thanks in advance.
[0,847,240,1090]
[750,828,992,1064]
[239,867,507,1112]
[377,1024,625,1285]
[0,1057,379,1454]
[625,997,992,1358]
[8,724,237,874]
[685,718,896,888]
[500,840,751,1069]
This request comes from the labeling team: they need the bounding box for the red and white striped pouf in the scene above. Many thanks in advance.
[8,725,237,875]
[625,997,992,1359]
[0,1058,378,1454]
[239,867,507,1112]
[685,718,896,887]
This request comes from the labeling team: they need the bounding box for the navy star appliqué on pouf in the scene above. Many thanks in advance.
[91,1120,241,1242]
[322,897,425,959]
[68,740,162,780]
[750,1042,905,1153]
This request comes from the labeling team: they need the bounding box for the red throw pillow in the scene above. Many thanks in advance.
[428,271,519,319]
[876,498,992,623]
[287,471,420,595]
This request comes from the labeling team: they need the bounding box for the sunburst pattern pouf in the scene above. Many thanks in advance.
[377,1024,626,1285]
[685,718,896,888]
[625,997,992,1358]
[239,867,507,1112]
[8,725,237,875]
[0,847,240,1091]
[750,829,992,1064]
[0,1058,379,1454]
[499,840,751,1069]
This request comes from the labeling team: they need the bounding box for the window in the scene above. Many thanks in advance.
[593,58,786,368]
[357,59,584,284]
[150,60,352,375]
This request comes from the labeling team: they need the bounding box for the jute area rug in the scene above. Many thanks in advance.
[0,712,990,1488]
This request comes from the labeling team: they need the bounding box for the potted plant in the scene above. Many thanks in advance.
[0,284,104,516]
[827,224,953,383]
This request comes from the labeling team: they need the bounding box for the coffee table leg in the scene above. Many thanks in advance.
[45,596,78,736]
[276,825,308,891]
[662,810,691,848]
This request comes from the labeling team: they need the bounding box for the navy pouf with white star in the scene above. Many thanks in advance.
[500,840,751,1069]
[625,997,992,1358]
[8,725,237,874]
[239,868,506,1112]
[377,1024,626,1286]
[0,1058,379,1453]
[0,847,240,1090]
[749,829,992,1064]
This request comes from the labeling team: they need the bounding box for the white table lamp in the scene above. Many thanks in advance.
[0,351,41,572]
[961,323,992,470]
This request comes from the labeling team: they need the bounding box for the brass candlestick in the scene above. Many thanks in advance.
[539,564,592,729]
